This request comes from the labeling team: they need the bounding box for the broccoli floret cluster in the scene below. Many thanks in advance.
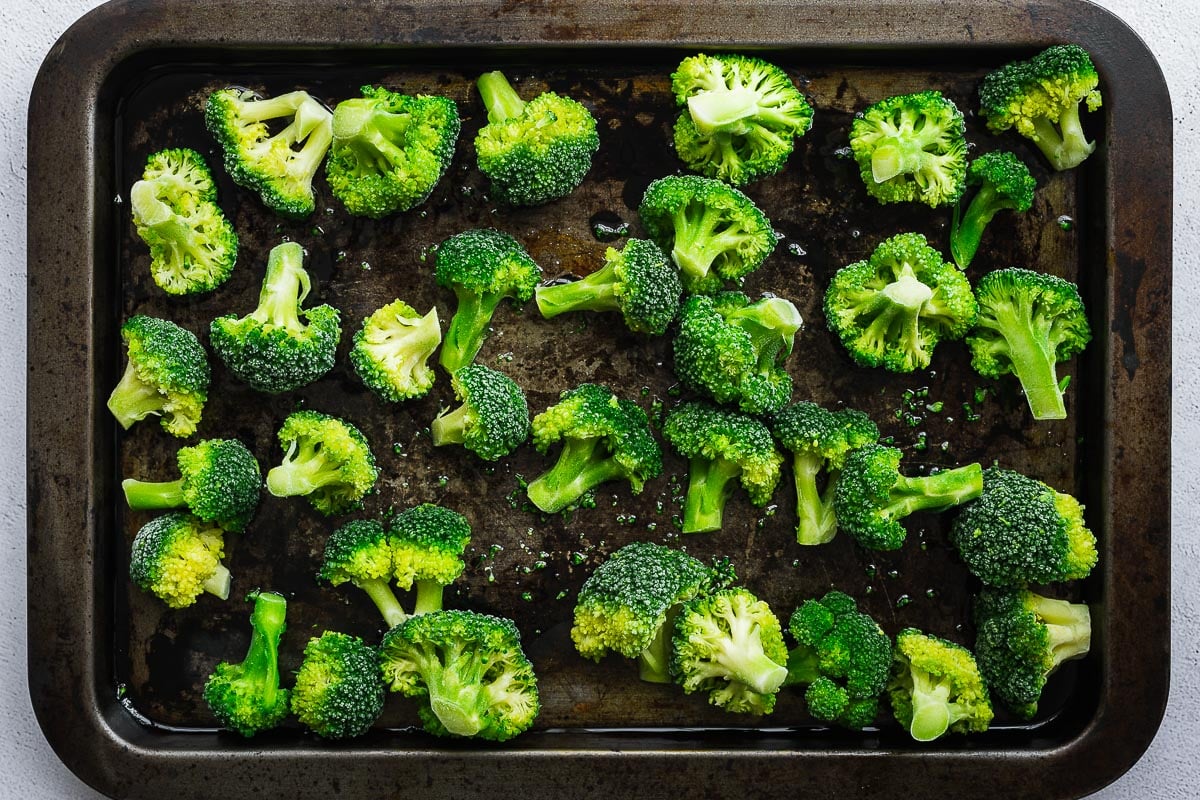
[431,364,530,461]
[950,151,1037,269]
[888,628,993,741]
[203,591,290,737]
[291,631,385,739]
[265,410,378,515]
[107,315,210,438]
[129,512,230,609]
[122,438,261,533]
[349,299,441,403]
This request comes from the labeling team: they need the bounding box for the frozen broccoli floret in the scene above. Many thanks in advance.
[265,411,378,516]
[430,364,530,461]
[122,438,261,533]
[107,315,210,438]
[349,299,441,403]
[129,512,230,609]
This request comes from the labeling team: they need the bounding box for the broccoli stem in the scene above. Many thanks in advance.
[426,669,486,737]
[670,204,753,284]
[413,578,444,616]
[440,290,504,375]
[637,609,678,684]
[107,360,165,429]
[990,302,1071,420]
[527,437,628,513]
[242,591,288,708]
[906,671,969,742]
[332,102,413,171]
[477,71,527,126]
[682,455,743,534]
[250,241,309,333]
[1029,595,1092,669]
[122,478,186,510]
[231,90,309,124]
[870,135,940,183]
[792,453,837,545]
[887,463,983,517]
[784,645,821,686]
[950,183,1001,269]
[203,563,232,600]
[714,631,788,694]
[534,264,620,319]
[1033,104,1094,171]
[430,403,469,446]
[266,440,342,498]
[687,88,760,134]
[358,578,408,629]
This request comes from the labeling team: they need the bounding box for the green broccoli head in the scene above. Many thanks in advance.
[265,410,378,515]
[824,232,977,373]
[388,503,473,615]
[670,53,813,185]
[980,44,1103,171]
[378,610,540,741]
[951,467,1098,586]
[431,364,530,461]
[967,267,1091,420]
[319,519,406,629]
[107,315,210,438]
[888,628,993,741]
[327,86,461,218]
[129,512,230,609]
[950,151,1037,268]
[291,631,385,740]
[202,591,290,737]
[122,438,261,533]
[350,299,441,403]
[639,175,778,294]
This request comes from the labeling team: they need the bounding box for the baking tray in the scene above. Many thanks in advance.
[26,1,1171,798]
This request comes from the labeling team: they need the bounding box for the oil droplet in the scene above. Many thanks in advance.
[787,242,807,257]
[925,588,938,599]
[589,211,630,242]
[895,594,912,608]
[886,569,900,579]
[1057,215,1074,231]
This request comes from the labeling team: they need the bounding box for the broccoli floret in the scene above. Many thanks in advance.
[888,628,993,741]
[265,411,378,515]
[967,267,1092,420]
[130,148,238,295]
[388,503,473,616]
[671,587,789,715]
[210,241,341,394]
[824,232,977,373]
[205,88,332,218]
[107,315,210,438]
[772,402,880,546]
[434,229,542,374]
[122,438,261,533]
[950,152,1037,269]
[848,90,968,208]
[951,467,1098,586]
[673,291,802,415]
[430,364,529,461]
[474,70,599,207]
[571,541,718,683]
[534,239,682,335]
[526,383,663,513]
[980,44,1103,171]
[974,587,1092,719]
[670,53,813,185]
[638,175,778,294]
[326,86,461,218]
[349,299,441,402]
[833,444,983,551]
[379,610,540,741]
[291,631,384,740]
[319,519,407,628]
[129,512,230,609]
[202,591,290,737]
[661,402,783,534]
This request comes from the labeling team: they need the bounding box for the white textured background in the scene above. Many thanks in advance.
[2,1,1194,797]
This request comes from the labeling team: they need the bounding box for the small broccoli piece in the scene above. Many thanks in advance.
[980,44,1103,171]
[772,403,880,545]
[265,411,378,515]
[205,88,332,218]
[291,631,384,739]
[834,444,983,550]
[319,519,407,628]
[950,152,1037,269]
[824,232,977,373]
[431,364,529,461]
[951,467,1098,586]
[671,587,789,715]
[526,383,663,513]
[974,587,1092,719]
[107,315,210,438]
[129,513,230,609]
[130,148,238,295]
[967,267,1092,420]
[434,229,541,374]
[350,299,441,403]
[848,90,968,208]
[379,610,540,741]
[661,402,783,534]
[673,291,802,415]
[210,241,341,394]
[122,438,261,533]
[474,70,599,207]
[670,53,813,185]
[202,591,290,737]
[888,628,993,741]
[638,175,778,294]
[388,504,473,616]
[571,541,718,683]
[326,86,461,218]
[534,239,682,335]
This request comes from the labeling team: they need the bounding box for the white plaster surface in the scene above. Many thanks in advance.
[0,1,1194,797]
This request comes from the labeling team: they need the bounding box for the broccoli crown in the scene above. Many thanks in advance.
[430,364,529,461]
[291,631,385,740]
[671,587,789,715]
[202,591,290,737]
[973,588,1092,719]
[107,315,210,438]
[175,438,261,532]
[951,467,1098,586]
[639,175,778,294]
[662,401,784,505]
[130,148,238,295]
[378,610,540,741]
[888,628,993,741]
[327,86,461,218]
[950,152,1037,269]
[670,53,813,185]
[205,88,333,218]
[824,232,977,373]
[672,291,802,415]
[129,513,229,609]
[388,503,473,592]
[967,267,1091,420]
[350,299,441,403]
[319,519,393,586]
[210,241,341,394]
[265,410,378,515]
[475,71,599,207]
